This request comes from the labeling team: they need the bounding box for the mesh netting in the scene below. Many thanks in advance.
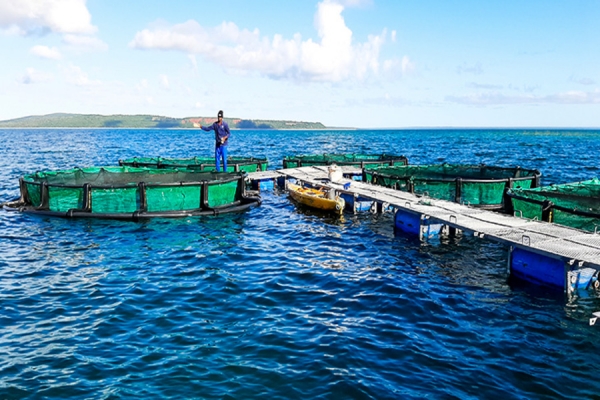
[24,166,216,186]
[145,185,201,213]
[47,186,83,212]
[120,156,268,172]
[364,164,540,207]
[207,181,239,208]
[282,154,408,168]
[91,187,139,214]
[509,178,600,232]
[22,166,246,214]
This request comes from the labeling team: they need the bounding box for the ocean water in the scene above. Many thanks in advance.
[1,128,600,399]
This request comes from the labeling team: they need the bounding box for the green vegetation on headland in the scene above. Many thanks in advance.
[0,113,327,129]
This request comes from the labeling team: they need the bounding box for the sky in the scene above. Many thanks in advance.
[0,0,599,128]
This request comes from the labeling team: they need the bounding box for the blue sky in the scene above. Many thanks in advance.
[0,0,598,128]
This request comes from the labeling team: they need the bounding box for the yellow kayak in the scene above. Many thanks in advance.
[287,182,345,214]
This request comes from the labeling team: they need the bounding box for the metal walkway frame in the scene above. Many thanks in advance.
[247,166,600,292]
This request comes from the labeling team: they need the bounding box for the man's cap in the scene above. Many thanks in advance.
[218,110,224,118]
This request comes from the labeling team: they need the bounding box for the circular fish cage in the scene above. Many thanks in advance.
[119,156,268,173]
[282,153,408,169]
[3,166,261,220]
[364,164,541,211]
[507,178,600,232]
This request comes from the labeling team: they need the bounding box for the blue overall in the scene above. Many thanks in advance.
[201,121,230,172]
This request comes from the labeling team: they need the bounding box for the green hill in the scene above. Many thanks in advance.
[0,113,327,129]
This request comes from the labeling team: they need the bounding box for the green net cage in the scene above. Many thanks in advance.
[8,166,260,219]
[282,154,408,169]
[119,156,269,173]
[364,164,541,210]
[508,178,600,232]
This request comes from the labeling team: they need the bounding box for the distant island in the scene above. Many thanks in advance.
[0,113,327,129]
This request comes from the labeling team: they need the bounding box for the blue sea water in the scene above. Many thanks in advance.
[1,128,600,399]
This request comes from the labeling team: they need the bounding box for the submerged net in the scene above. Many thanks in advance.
[364,164,540,209]
[508,177,600,232]
[119,156,268,173]
[21,166,248,215]
[282,154,408,169]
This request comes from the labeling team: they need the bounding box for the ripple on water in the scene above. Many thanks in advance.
[1,129,600,399]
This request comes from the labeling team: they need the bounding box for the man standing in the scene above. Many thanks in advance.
[200,110,230,172]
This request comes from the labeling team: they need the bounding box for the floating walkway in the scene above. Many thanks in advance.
[248,166,600,293]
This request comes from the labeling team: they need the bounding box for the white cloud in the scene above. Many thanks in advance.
[130,0,401,82]
[337,0,372,6]
[188,54,198,71]
[446,90,600,105]
[569,75,596,86]
[1,24,25,36]
[547,90,600,104]
[64,64,100,86]
[30,45,61,59]
[0,0,96,35]
[466,82,503,90]
[401,55,414,74]
[17,67,53,84]
[159,74,169,89]
[382,55,414,76]
[300,1,354,80]
[456,63,483,75]
[63,34,108,51]
[136,79,148,92]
